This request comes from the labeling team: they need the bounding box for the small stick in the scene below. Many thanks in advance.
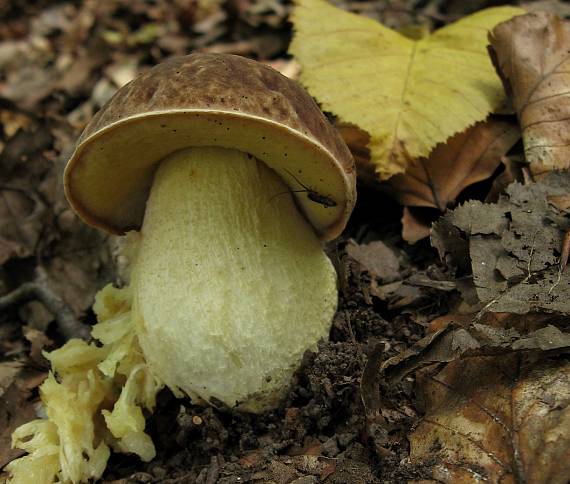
[0,268,90,340]
[549,230,570,295]
[560,230,570,273]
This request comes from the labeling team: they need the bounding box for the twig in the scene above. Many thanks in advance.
[0,268,90,340]
[548,230,570,295]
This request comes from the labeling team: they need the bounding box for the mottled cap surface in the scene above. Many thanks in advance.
[65,53,356,240]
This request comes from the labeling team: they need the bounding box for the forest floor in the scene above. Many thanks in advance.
[1,1,569,483]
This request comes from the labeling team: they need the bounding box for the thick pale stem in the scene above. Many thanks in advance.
[131,147,337,411]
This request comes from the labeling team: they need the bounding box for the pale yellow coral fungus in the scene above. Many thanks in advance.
[7,285,162,483]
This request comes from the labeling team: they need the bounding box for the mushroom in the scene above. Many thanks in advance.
[65,53,356,411]
[7,53,356,484]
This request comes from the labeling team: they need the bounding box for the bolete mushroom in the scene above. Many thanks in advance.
[7,53,356,483]
[66,52,355,409]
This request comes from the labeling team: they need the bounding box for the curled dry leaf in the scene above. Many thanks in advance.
[346,240,401,283]
[335,123,372,177]
[388,118,520,210]
[290,0,523,179]
[522,0,570,17]
[410,354,570,483]
[489,12,570,176]
[432,173,570,314]
[395,117,520,243]
[0,188,45,265]
[341,116,520,244]
[382,313,570,385]
[401,206,433,244]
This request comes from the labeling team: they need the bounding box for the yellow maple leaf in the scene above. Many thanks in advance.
[290,0,524,179]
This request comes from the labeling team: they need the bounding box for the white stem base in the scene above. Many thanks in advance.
[131,147,337,411]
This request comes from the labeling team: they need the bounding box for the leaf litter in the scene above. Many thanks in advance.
[388,116,521,242]
[290,0,523,179]
[411,354,570,483]
[432,172,570,314]
[389,117,520,212]
[489,11,570,177]
[2,1,570,483]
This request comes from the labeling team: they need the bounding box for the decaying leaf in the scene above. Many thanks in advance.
[401,207,432,244]
[395,114,520,243]
[523,0,570,18]
[0,188,45,265]
[410,353,570,483]
[388,118,520,210]
[0,363,46,471]
[489,12,570,176]
[432,172,570,314]
[546,172,570,212]
[346,240,400,283]
[382,313,570,384]
[335,123,371,170]
[290,0,523,179]
[485,155,529,203]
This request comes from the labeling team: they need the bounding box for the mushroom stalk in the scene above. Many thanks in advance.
[132,146,337,411]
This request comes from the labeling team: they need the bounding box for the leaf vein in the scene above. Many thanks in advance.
[420,418,512,469]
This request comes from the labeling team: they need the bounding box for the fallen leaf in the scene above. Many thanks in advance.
[410,353,570,483]
[432,172,570,314]
[360,343,384,420]
[23,327,52,366]
[360,343,393,458]
[485,155,528,203]
[382,313,570,384]
[401,207,432,244]
[335,123,372,171]
[0,364,46,470]
[346,240,401,282]
[541,163,570,211]
[265,58,301,80]
[320,461,337,481]
[0,362,22,398]
[0,187,46,265]
[522,0,570,18]
[370,279,424,309]
[238,450,263,468]
[489,12,570,176]
[290,0,524,179]
[388,118,520,210]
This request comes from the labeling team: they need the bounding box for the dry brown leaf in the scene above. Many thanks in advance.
[23,327,52,366]
[523,0,570,17]
[335,123,372,172]
[0,364,46,471]
[346,240,400,283]
[485,155,528,203]
[401,207,432,244]
[388,118,520,211]
[432,173,570,314]
[410,354,570,483]
[382,313,570,384]
[489,12,570,176]
[0,187,46,265]
[0,362,22,398]
[265,58,301,80]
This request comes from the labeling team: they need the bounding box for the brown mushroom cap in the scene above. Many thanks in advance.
[64,54,356,240]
